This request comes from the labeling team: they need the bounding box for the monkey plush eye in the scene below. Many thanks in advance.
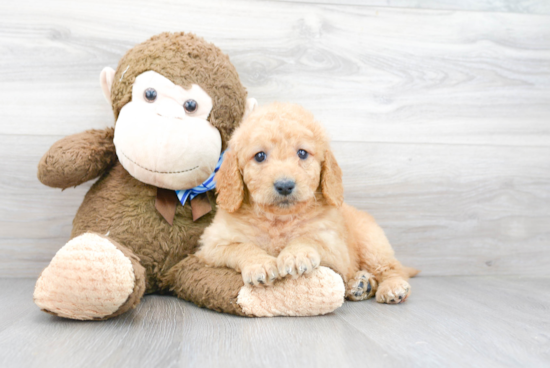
[144,88,157,102]
[297,149,308,160]
[254,152,267,163]
[184,99,198,113]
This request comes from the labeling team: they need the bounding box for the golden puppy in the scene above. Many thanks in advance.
[196,102,419,304]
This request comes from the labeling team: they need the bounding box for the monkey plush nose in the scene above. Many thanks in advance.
[155,100,186,120]
[274,180,295,196]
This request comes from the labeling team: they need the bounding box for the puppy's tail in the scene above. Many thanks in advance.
[404,266,421,278]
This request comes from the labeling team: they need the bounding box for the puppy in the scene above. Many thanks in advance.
[196,102,419,303]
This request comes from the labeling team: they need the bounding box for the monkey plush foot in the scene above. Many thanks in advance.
[237,266,345,317]
[34,232,145,320]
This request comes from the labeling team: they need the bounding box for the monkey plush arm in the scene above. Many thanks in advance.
[164,255,346,317]
[38,128,117,189]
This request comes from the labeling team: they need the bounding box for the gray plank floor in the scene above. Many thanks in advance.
[1,277,549,368]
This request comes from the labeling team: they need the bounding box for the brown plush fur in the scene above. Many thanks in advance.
[37,33,249,317]
[38,128,117,189]
[71,163,218,293]
[164,255,248,316]
[197,103,419,304]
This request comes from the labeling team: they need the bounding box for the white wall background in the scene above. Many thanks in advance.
[1,0,549,277]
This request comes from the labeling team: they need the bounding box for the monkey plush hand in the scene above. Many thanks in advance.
[33,33,345,320]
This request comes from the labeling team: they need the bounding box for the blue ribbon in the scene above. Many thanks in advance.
[175,151,225,206]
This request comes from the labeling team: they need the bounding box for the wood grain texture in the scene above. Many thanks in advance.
[274,0,550,15]
[1,0,549,145]
[1,277,549,368]
[2,137,549,277]
[0,0,549,277]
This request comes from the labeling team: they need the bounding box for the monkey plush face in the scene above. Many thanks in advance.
[99,32,256,191]
[114,71,221,190]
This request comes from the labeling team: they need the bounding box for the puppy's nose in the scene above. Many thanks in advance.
[274,180,295,196]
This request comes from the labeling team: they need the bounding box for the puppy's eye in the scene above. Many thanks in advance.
[254,152,267,163]
[297,149,308,160]
[144,88,157,102]
[184,99,198,113]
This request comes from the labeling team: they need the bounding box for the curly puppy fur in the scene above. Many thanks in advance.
[196,102,419,304]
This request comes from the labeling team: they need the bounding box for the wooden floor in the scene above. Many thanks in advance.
[1,277,548,368]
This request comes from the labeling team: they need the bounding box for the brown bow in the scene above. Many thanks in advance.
[155,188,212,225]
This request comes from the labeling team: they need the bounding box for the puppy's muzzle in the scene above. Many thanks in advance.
[274,179,295,196]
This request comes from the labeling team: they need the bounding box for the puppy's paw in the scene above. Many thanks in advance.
[277,247,321,278]
[345,270,377,301]
[241,257,279,286]
[376,278,410,304]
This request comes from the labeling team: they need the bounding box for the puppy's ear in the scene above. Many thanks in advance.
[321,149,344,207]
[215,150,244,212]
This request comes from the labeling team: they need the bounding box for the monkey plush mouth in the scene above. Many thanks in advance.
[113,72,224,191]
[120,152,199,174]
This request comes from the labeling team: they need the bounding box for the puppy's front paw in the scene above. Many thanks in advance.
[241,257,279,286]
[376,278,410,304]
[277,247,321,278]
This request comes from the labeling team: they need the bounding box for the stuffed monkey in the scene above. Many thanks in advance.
[33,32,344,320]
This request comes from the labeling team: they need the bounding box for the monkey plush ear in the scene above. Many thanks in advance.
[100,67,116,103]
[243,98,258,121]
[320,149,344,207]
[215,150,244,212]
